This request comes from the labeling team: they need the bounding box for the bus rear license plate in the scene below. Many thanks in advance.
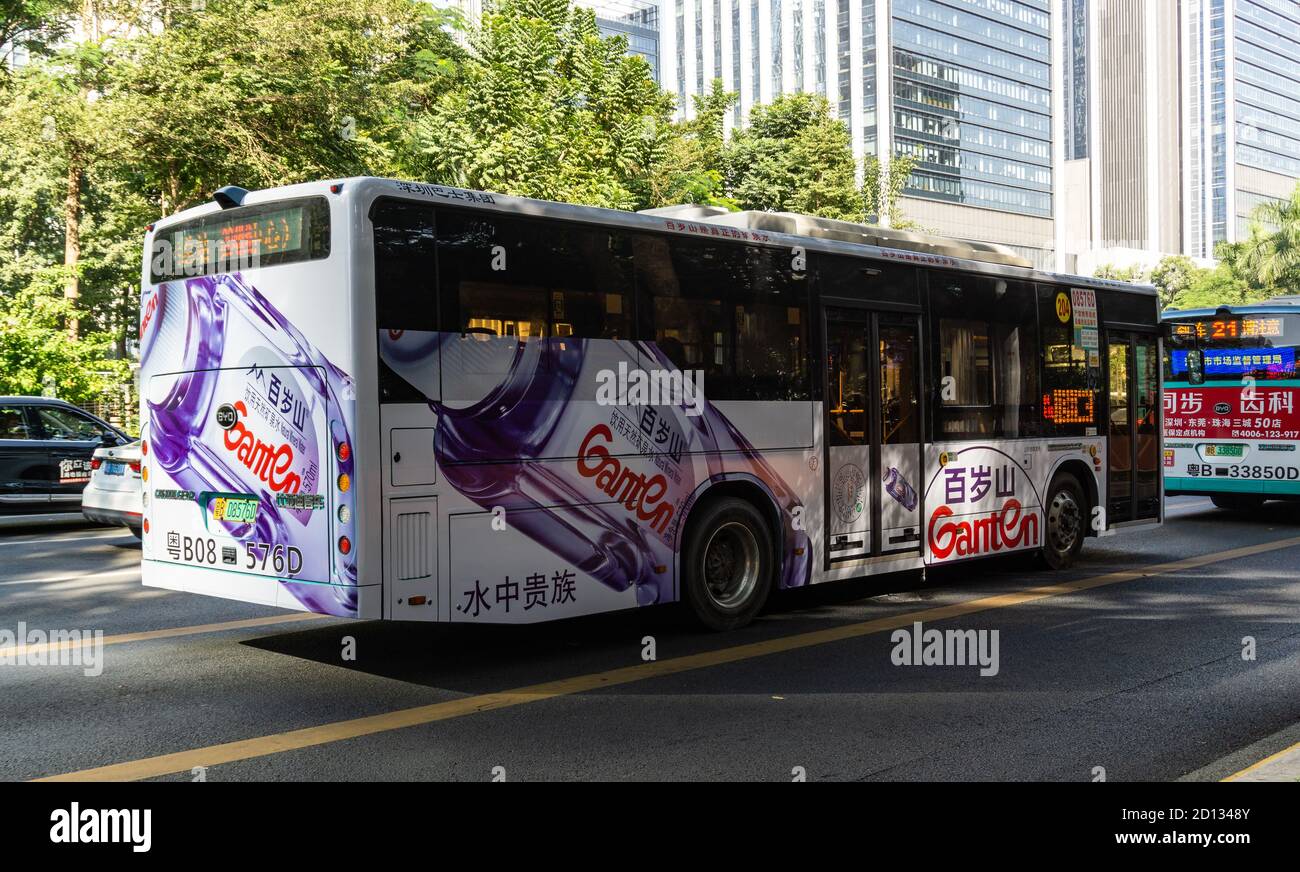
[1206,445,1244,457]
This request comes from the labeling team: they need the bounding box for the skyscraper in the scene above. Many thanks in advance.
[664,0,1060,267]
[1059,0,1183,275]
[1184,0,1300,259]
[1061,0,1300,271]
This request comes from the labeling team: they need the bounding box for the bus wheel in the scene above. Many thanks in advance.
[1041,474,1085,570]
[1211,495,1265,512]
[683,497,774,631]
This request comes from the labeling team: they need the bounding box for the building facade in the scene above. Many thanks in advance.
[1184,0,1300,259]
[1062,0,1300,272]
[663,0,1061,267]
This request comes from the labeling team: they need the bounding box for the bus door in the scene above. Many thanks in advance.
[1106,331,1162,523]
[823,305,924,563]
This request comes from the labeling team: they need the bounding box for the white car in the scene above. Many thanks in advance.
[81,440,143,537]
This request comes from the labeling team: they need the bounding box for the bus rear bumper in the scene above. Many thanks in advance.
[141,559,376,618]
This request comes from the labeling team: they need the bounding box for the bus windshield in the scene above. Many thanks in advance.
[1164,313,1300,384]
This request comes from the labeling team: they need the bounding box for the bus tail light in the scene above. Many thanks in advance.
[141,440,148,456]
[142,519,150,534]
[338,536,352,555]
[337,441,350,462]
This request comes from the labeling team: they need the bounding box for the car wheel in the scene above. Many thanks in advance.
[682,497,774,631]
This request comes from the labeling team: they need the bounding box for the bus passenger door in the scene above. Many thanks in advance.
[876,314,923,552]
[825,310,872,559]
[1106,331,1161,524]
[824,307,923,563]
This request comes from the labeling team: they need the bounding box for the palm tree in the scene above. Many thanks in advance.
[1242,184,1300,294]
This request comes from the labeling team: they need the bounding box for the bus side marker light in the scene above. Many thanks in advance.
[654,564,667,574]
[794,547,805,556]
[409,596,427,606]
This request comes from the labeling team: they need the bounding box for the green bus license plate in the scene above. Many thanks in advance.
[1206,444,1244,457]
[211,497,258,523]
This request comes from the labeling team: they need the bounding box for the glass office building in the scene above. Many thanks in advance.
[663,0,1057,261]
[1185,0,1300,258]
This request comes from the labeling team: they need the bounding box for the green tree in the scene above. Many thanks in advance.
[108,0,461,215]
[862,152,917,228]
[641,78,737,209]
[1092,263,1147,283]
[1241,184,1300,294]
[1149,255,1199,310]
[722,93,861,220]
[0,0,76,72]
[408,0,671,210]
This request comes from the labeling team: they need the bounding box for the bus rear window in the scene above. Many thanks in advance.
[150,196,330,282]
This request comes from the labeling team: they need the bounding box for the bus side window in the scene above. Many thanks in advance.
[635,235,810,402]
[437,210,634,409]
[373,199,438,332]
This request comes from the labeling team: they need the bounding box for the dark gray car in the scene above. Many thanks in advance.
[0,397,130,513]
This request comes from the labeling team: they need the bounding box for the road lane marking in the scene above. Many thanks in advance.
[0,612,325,659]
[1222,737,1300,782]
[37,533,1300,782]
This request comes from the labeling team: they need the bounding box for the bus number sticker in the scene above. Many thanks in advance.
[1055,292,1072,324]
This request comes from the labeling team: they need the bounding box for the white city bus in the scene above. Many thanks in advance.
[138,178,1162,630]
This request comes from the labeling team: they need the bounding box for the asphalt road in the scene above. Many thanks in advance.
[3,496,1300,782]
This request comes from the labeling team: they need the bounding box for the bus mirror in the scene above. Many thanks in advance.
[1186,349,1205,385]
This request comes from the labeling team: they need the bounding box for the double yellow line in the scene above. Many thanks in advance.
[35,534,1300,782]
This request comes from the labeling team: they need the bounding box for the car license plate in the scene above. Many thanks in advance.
[105,462,125,476]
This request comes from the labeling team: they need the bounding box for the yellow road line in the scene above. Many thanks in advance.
[1222,738,1300,782]
[37,534,1300,782]
[0,612,324,659]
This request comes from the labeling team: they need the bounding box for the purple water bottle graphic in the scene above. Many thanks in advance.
[882,466,919,511]
[381,329,812,604]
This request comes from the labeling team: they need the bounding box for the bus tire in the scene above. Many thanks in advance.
[1211,494,1265,512]
[1041,474,1086,570]
[682,497,774,631]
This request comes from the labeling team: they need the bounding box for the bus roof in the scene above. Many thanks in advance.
[152,177,1160,299]
[1163,297,1300,320]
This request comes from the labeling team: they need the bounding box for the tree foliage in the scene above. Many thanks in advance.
[723,93,862,220]
[409,0,671,210]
